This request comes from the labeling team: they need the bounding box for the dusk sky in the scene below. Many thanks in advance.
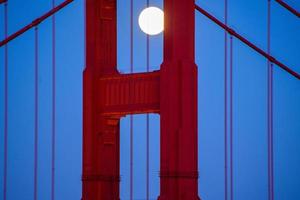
[0,0,299,200]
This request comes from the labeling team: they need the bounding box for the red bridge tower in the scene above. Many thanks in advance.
[82,0,200,199]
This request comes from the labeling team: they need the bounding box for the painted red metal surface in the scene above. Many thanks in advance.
[158,0,199,199]
[83,0,200,199]
[83,1,120,199]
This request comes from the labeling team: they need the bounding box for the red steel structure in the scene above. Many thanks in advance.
[82,0,199,199]
[1,0,300,200]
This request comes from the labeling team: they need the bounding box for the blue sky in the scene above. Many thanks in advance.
[0,0,299,200]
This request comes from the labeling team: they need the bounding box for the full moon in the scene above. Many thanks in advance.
[138,7,164,35]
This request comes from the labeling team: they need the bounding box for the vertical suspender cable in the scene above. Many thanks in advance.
[269,60,274,200]
[229,35,234,200]
[267,1,274,199]
[267,1,271,199]
[3,2,8,200]
[130,0,134,199]
[34,26,39,200]
[224,0,228,199]
[51,0,56,200]
[146,0,150,199]
[270,61,274,200]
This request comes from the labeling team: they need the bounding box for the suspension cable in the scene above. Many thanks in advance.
[51,0,56,200]
[146,0,150,199]
[229,35,234,200]
[195,4,300,80]
[130,0,134,199]
[270,61,274,200]
[275,0,300,18]
[224,0,228,199]
[0,0,73,47]
[3,2,8,200]
[267,1,274,199]
[33,26,39,200]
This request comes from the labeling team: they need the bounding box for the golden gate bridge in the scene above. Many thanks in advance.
[0,0,299,199]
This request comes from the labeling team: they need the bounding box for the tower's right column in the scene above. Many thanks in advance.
[159,0,200,199]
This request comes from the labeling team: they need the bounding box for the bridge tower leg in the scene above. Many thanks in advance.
[83,0,120,199]
[158,0,200,199]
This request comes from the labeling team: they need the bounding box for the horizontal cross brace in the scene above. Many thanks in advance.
[98,71,160,116]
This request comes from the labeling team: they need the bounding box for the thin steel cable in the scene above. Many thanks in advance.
[0,0,73,47]
[146,114,149,200]
[194,4,300,80]
[275,0,300,18]
[3,2,8,200]
[229,35,233,200]
[146,0,150,199]
[267,2,270,199]
[224,0,228,199]
[267,1,274,199]
[270,62,274,200]
[34,26,39,200]
[51,0,56,200]
[130,0,134,199]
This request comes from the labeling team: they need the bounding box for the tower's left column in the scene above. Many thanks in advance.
[83,0,120,199]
